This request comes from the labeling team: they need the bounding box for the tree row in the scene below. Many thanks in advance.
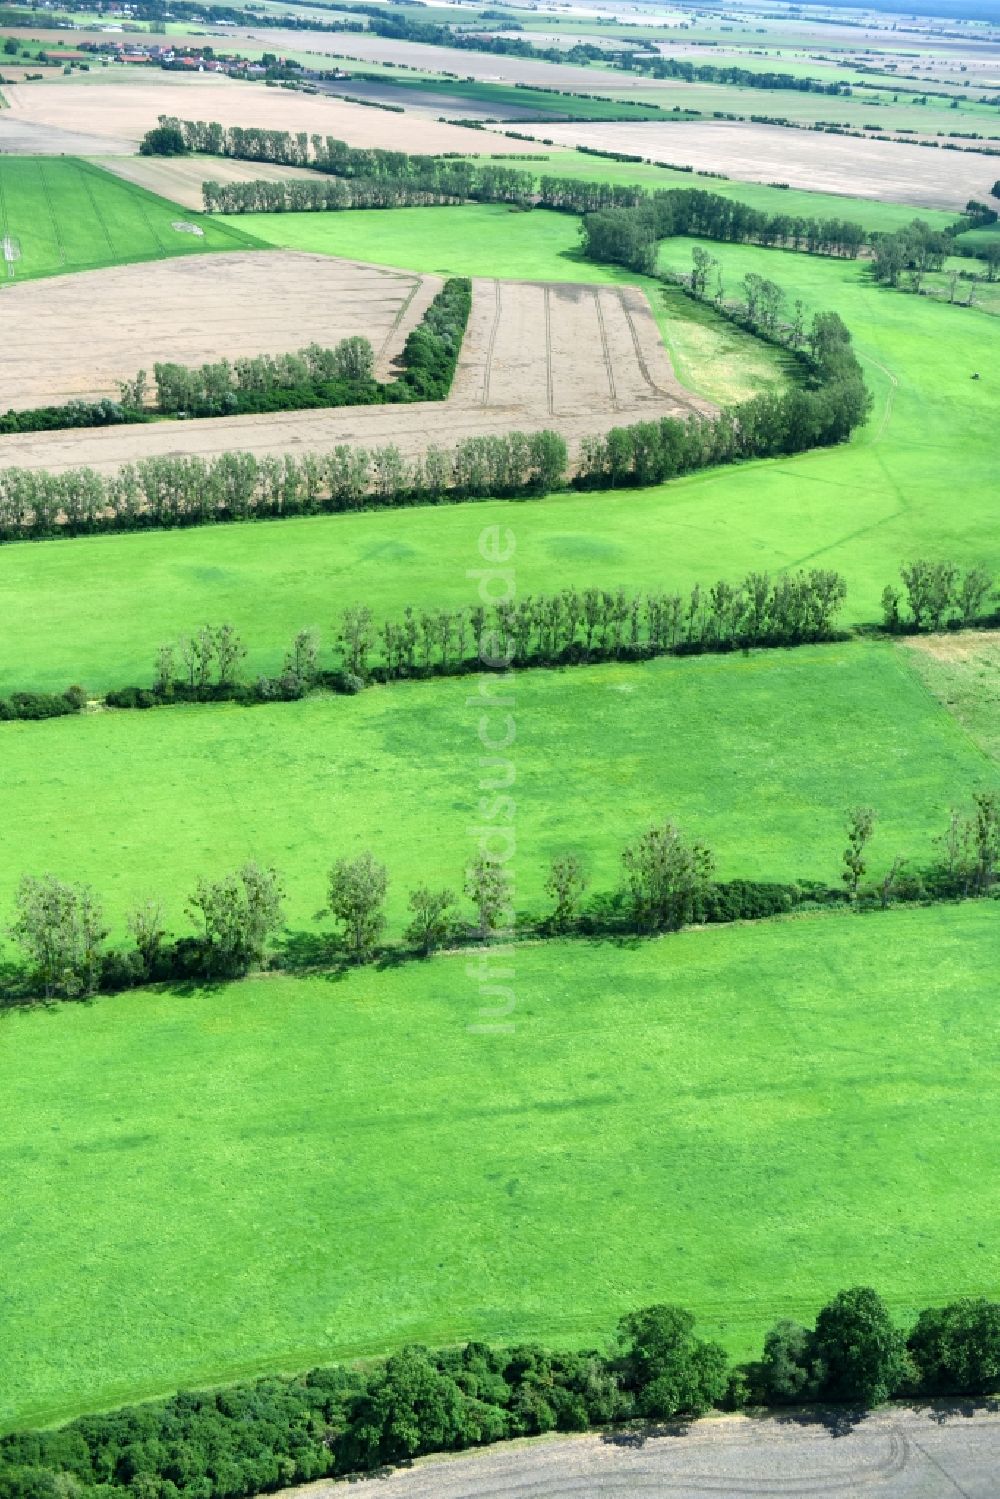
[3,554,998,725]
[0,307,870,546]
[6,794,996,1002]
[3,1287,1000,1499]
[178,113,875,259]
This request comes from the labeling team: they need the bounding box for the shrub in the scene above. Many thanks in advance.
[701,879,798,923]
[908,1298,1000,1395]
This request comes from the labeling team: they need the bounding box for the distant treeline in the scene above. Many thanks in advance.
[10,1286,1000,1499]
[628,54,855,95]
[174,117,876,260]
[579,196,865,274]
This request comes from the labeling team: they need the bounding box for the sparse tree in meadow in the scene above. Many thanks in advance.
[544,854,589,932]
[213,623,246,687]
[9,875,107,999]
[689,245,717,298]
[874,855,907,911]
[187,862,285,978]
[117,369,148,412]
[936,807,976,896]
[812,1287,906,1406]
[969,790,1000,895]
[153,643,175,693]
[880,584,902,633]
[328,851,388,961]
[956,565,994,626]
[338,605,375,680]
[179,627,215,689]
[331,335,375,385]
[283,628,319,689]
[616,1304,729,1420]
[128,897,168,980]
[621,822,714,932]
[404,886,456,956]
[842,806,877,900]
[464,855,512,942]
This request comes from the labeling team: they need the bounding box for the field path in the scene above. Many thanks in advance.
[279,1408,1000,1497]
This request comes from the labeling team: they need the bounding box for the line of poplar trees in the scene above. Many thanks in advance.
[0,305,870,542]
[0,430,568,541]
[164,117,871,258]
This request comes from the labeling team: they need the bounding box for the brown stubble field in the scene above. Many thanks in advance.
[93,154,327,212]
[0,75,534,155]
[485,119,1000,210]
[0,252,442,408]
[0,277,711,474]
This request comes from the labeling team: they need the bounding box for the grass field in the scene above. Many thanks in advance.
[1,643,992,936]
[2,901,998,1431]
[0,157,261,282]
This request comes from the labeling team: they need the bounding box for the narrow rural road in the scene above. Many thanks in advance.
[292,1407,1000,1497]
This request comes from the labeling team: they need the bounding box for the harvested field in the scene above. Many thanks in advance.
[222,25,676,95]
[0,112,134,156]
[450,278,702,418]
[0,277,710,472]
[485,120,1000,211]
[92,154,325,213]
[0,75,533,155]
[0,252,439,409]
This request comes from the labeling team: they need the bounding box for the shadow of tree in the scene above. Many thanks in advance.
[749,1403,870,1436]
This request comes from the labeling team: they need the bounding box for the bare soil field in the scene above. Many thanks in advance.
[0,74,532,155]
[92,154,324,212]
[0,251,440,409]
[451,277,707,419]
[488,120,1000,210]
[280,1407,1000,1498]
[0,111,134,155]
[0,277,709,473]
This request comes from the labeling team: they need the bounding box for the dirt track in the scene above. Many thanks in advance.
[0,74,531,156]
[281,1407,1000,1497]
[486,119,1000,210]
[0,277,712,472]
[0,251,439,408]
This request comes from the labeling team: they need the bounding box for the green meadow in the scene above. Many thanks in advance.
[0,157,260,282]
[0,109,997,1445]
[2,902,998,1430]
[0,643,991,936]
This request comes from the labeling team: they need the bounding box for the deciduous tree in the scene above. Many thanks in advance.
[328,851,388,960]
[9,875,107,999]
